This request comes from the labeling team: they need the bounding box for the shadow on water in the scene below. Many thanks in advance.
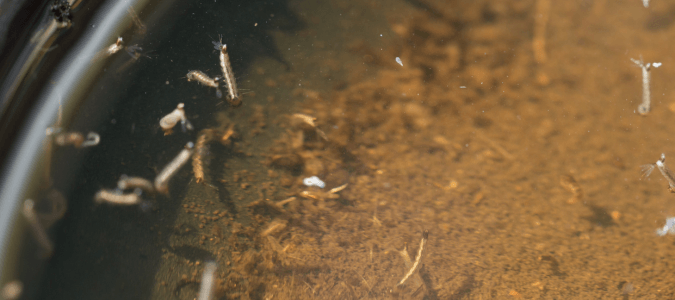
[38,0,304,299]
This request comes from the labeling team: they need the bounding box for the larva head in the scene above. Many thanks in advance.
[186,71,196,81]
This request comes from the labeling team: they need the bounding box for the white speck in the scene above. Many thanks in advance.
[643,0,650,8]
[653,62,662,68]
[395,57,403,66]
[459,86,466,89]
[303,176,325,188]
[380,34,383,37]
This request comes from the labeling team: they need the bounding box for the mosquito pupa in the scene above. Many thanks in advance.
[117,175,154,194]
[160,103,193,135]
[108,37,124,55]
[212,36,240,106]
[186,70,223,98]
[91,37,124,62]
[23,199,54,256]
[630,57,661,115]
[197,261,218,300]
[94,189,142,205]
[397,230,429,287]
[155,142,194,194]
[36,189,67,229]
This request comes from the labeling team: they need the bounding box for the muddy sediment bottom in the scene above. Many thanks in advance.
[41,0,675,299]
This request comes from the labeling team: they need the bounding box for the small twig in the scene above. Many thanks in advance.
[397,231,429,287]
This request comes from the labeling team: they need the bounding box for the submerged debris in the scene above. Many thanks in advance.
[396,230,429,288]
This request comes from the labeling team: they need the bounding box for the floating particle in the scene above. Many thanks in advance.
[395,57,403,66]
[303,176,325,188]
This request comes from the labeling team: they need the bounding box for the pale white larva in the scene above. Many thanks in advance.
[154,142,194,194]
[213,36,240,105]
[94,189,141,205]
[187,70,222,98]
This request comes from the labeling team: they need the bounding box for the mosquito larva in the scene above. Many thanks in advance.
[160,103,193,135]
[213,36,240,106]
[53,132,83,147]
[630,57,661,115]
[117,175,154,194]
[52,131,100,148]
[23,199,54,256]
[155,142,194,194]
[197,261,217,300]
[193,130,215,183]
[186,70,223,98]
[396,230,428,287]
[94,189,142,205]
[36,189,67,229]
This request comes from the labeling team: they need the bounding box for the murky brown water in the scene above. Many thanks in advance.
[35,0,675,299]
